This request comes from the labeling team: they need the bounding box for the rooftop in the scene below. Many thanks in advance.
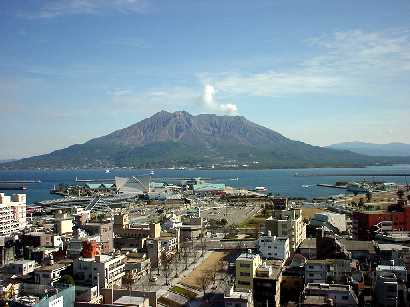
[114,295,145,305]
[306,283,351,291]
[237,253,259,261]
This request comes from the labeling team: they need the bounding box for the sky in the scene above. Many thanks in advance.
[1,0,410,159]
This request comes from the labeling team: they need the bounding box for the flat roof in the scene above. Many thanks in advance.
[114,295,145,305]
[237,253,259,261]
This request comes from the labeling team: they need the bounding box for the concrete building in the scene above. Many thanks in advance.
[305,259,351,284]
[310,212,346,234]
[82,221,113,254]
[304,283,359,307]
[8,259,36,276]
[257,232,289,261]
[224,287,253,307]
[146,235,178,268]
[73,254,126,289]
[34,261,72,286]
[235,252,262,291]
[352,200,410,240]
[54,211,73,235]
[253,262,282,307]
[374,272,398,307]
[0,193,27,235]
[21,232,63,249]
[265,207,306,252]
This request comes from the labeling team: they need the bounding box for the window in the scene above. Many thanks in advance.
[240,272,250,276]
[240,263,250,268]
[342,296,348,300]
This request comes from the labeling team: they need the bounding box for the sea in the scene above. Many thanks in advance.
[0,164,410,204]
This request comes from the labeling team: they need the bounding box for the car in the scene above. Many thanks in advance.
[149,276,158,282]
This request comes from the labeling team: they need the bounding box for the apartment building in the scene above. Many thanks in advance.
[265,207,306,252]
[257,231,290,261]
[235,252,262,291]
[73,254,126,289]
[0,193,27,235]
[305,259,351,284]
[253,262,282,307]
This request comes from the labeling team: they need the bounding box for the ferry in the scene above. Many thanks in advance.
[254,186,268,193]
[105,169,110,174]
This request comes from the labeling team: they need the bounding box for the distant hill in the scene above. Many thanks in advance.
[2,111,410,169]
[327,142,410,157]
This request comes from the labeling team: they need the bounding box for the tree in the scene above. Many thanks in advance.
[181,241,190,270]
[198,270,213,296]
[199,231,207,257]
[397,190,405,200]
[60,274,75,285]
[358,198,364,207]
[161,253,173,286]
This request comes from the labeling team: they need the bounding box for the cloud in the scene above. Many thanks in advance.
[199,84,238,114]
[21,0,147,18]
[202,29,410,98]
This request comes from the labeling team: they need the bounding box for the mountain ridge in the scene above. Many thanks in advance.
[327,141,410,157]
[2,111,410,169]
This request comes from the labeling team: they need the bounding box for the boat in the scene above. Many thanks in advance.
[302,184,312,188]
[254,186,268,192]
[105,169,110,174]
[149,170,155,175]
[230,177,239,181]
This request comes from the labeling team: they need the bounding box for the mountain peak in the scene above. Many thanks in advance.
[4,111,409,170]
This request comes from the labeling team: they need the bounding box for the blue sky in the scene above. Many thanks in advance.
[1,0,410,159]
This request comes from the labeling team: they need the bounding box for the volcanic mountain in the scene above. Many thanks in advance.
[3,111,409,169]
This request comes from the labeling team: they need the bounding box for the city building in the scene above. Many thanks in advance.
[374,272,398,307]
[0,193,27,235]
[253,262,282,307]
[8,259,37,276]
[257,232,290,261]
[34,261,72,286]
[265,207,306,252]
[235,252,262,291]
[54,211,73,235]
[352,200,410,240]
[305,259,351,284]
[224,287,253,307]
[310,212,346,234]
[146,235,178,268]
[73,254,126,289]
[303,283,359,307]
[81,221,113,254]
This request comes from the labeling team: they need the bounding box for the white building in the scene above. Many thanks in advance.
[310,212,347,233]
[73,254,126,289]
[34,262,71,286]
[0,193,27,235]
[8,260,36,276]
[304,283,359,307]
[257,232,289,261]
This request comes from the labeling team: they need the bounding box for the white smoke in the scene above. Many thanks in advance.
[200,84,238,114]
